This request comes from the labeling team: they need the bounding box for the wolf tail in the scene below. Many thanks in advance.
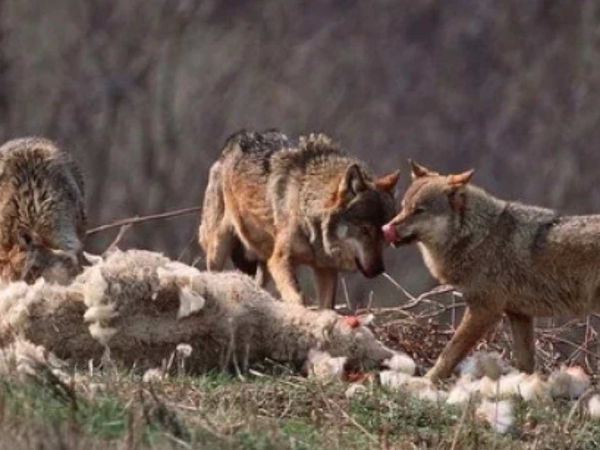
[199,160,259,277]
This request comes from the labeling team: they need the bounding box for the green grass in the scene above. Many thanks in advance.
[0,370,598,449]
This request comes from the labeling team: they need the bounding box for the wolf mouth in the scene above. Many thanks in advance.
[391,233,418,247]
[355,258,383,278]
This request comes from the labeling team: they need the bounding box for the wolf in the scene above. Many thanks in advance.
[0,137,87,285]
[199,130,400,308]
[382,160,600,381]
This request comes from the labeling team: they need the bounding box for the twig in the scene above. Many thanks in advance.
[382,273,459,310]
[564,387,595,432]
[162,433,193,450]
[177,233,199,261]
[86,205,203,236]
[341,277,352,311]
[450,396,472,450]
[103,223,132,254]
[366,291,374,313]
[382,272,416,300]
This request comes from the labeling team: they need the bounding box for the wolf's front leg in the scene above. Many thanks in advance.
[507,312,535,373]
[312,267,338,309]
[268,235,304,304]
[425,306,502,382]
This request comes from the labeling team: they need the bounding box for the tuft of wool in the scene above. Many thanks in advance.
[447,384,475,405]
[177,287,206,319]
[306,349,347,381]
[587,394,600,418]
[416,387,448,403]
[479,372,526,398]
[476,399,514,434]
[549,366,590,400]
[175,343,193,358]
[380,371,433,392]
[564,366,590,398]
[383,353,416,375]
[345,384,367,399]
[142,368,165,383]
[80,266,108,308]
[0,337,70,384]
[517,373,551,402]
[87,382,106,399]
[459,351,512,380]
[380,370,411,390]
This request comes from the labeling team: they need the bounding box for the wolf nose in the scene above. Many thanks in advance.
[382,223,398,243]
[23,263,41,284]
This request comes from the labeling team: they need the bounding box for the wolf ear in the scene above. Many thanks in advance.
[445,169,474,211]
[375,170,400,193]
[409,160,437,180]
[447,169,475,188]
[338,164,367,202]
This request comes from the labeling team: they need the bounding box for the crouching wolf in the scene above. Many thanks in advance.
[383,160,600,381]
[0,137,86,284]
[199,130,400,308]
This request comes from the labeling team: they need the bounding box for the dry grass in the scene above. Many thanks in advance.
[1,364,600,450]
[1,280,599,449]
[2,306,600,450]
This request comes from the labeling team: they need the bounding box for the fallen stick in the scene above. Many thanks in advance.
[86,206,203,236]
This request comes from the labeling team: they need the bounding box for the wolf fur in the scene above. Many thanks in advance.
[0,137,86,285]
[383,160,600,381]
[199,129,400,308]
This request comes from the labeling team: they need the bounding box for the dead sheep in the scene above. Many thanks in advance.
[0,249,412,375]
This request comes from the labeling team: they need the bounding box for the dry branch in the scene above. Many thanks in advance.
[86,206,203,236]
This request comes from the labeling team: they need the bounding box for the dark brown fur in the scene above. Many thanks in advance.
[383,161,600,381]
[199,130,400,308]
[0,137,87,284]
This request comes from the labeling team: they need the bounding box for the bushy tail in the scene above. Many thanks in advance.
[198,160,258,276]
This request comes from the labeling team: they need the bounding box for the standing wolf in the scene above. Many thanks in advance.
[383,161,600,381]
[0,137,87,284]
[199,130,400,308]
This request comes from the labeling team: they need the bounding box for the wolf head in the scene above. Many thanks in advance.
[382,161,474,248]
[8,228,84,285]
[328,164,400,277]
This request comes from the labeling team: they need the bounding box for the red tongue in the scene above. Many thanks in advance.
[382,223,398,243]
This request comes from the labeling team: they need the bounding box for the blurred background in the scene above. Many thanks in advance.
[2,0,600,307]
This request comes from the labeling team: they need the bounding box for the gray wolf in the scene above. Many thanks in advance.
[382,160,600,381]
[0,137,87,284]
[199,130,400,308]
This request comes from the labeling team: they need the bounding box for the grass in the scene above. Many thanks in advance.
[0,368,599,450]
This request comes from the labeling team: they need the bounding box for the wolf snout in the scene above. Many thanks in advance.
[382,223,398,244]
[357,257,384,278]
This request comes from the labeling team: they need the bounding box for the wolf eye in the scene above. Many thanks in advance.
[18,230,32,248]
[413,206,426,215]
[360,225,371,235]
